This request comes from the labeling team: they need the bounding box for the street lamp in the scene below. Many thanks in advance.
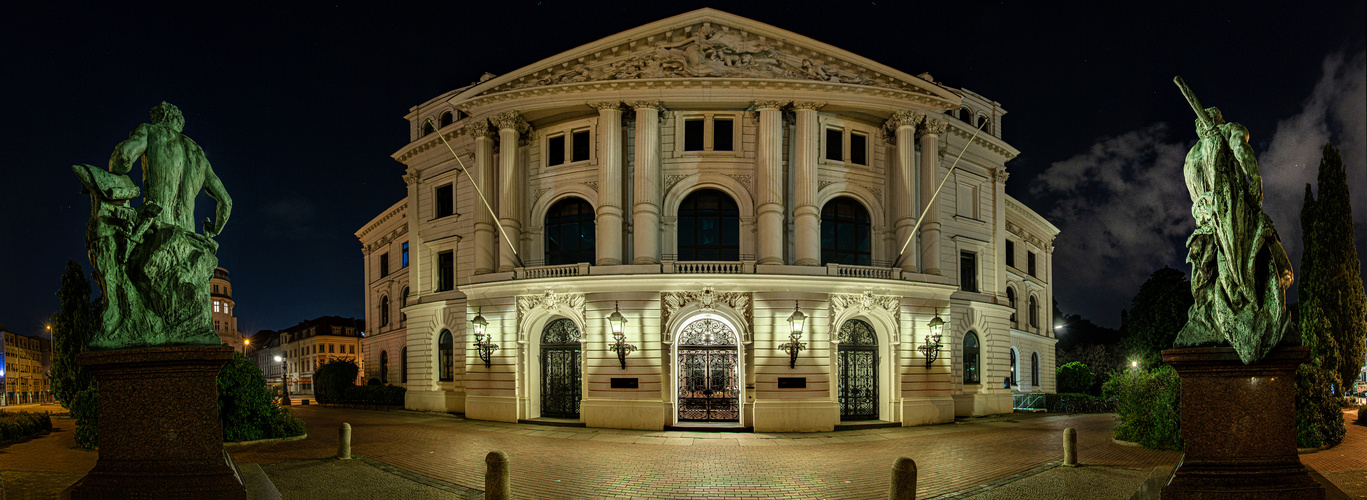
[918,312,945,367]
[778,302,807,369]
[274,355,289,405]
[471,307,497,368]
[607,301,636,369]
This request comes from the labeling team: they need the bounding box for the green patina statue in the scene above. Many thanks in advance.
[1172,77,1296,364]
[73,102,232,349]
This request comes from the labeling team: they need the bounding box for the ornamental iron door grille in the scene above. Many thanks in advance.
[540,319,582,418]
[676,319,740,422]
[838,319,879,420]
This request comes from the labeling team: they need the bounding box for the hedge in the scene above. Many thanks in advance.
[1103,365,1182,450]
[313,359,360,404]
[0,410,53,443]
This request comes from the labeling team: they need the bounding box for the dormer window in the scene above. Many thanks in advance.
[439,111,454,128]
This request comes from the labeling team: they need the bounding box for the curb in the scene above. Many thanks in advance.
[225,433,309,448]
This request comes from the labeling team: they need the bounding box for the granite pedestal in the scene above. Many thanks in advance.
[64,345,246,499]
[1160,346,1323,499]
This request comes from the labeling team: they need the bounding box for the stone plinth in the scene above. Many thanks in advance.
[64,345,246,499]
[1160,346,1322,500]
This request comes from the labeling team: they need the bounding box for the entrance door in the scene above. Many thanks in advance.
[676,319,739,422]
[837,319,879,420]
[540,318,582,418]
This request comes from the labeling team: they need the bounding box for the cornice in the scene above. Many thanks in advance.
[393,129,468,164]
[945,120,1019,160]
[356,200,409,241]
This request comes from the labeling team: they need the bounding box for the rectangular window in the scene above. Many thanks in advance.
[684,119,705,151]
[1005,240,1016,268]
[825,128,843,161]
[713,118,734,151]
[849,132,867,165]
[213,301,220,313]
[435,184,454,218]
[1028,252,1037,277]
[402,242,409,268]
[349,345,355,354]
[960,251,978,293]
[547,134,566,165]
[437,250,455,291]
[571,130,590,162]
[379,252,390,277]
[329,344,335,354]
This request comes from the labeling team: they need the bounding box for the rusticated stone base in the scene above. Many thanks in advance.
[1160,346,1323,499]
[63,345,246,499]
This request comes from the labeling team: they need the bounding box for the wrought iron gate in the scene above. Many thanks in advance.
[838,319,878,420]
[540,319,581,418]
[677,319,740,422]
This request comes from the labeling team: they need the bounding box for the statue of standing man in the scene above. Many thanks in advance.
[74,102,232,349]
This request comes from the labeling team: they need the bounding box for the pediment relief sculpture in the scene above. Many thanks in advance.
[516,290,586,340]
[830,292,900,326]
[662,287,753,341]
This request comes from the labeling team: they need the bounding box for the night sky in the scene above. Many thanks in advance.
[2,2,1363,337]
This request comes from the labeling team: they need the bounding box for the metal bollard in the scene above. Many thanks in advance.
[338,422,352,459]
[889,456,916,500]
[485,450,510,500]
[1063,427,1078,467]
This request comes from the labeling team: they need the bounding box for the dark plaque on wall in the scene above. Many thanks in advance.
[777,377,806,389]
[610,378,639,389]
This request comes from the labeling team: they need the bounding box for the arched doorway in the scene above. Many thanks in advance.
[540,318,582,418]
[837,318,878,420]
[676,318,740,422]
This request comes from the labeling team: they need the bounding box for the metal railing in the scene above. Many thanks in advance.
[1012,392,1046,411]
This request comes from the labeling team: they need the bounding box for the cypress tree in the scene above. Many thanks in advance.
[1311,143,1367,392]
[51,259,98,407]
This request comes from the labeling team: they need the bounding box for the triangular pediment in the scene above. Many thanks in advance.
[451,8,959,105]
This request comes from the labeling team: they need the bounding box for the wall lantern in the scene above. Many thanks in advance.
[918,312,945,368]
[607,301,637,369]
[778,302,807,369]
[471,307,497,368]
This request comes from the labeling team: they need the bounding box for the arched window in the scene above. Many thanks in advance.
[401,347,408,383]
[380,296,390,327]
[963,331,980,385]
[677,189,739,261]
[1009,348,1017,386]
[421,122,435,136]
[439,111,454,128]
[544,197,595,265]
[821,197,871,266]
[1029,295,1039,330]
[380,350,389,384]
[438,330,454,381]
[1006,287,1017,327]
[400,286,409,324]
[1031,352,1040,387]
[959,107,972,122]
[977,115,989,129]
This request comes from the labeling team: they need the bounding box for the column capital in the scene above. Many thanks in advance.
[792,101,826,111]
[491,111,530,133]
[627,100,663,110]
[402,171,421,185]
[882,110,924,144]
[587,101,624,112]
[464,120,496,139]
[749,100,789,111]
[917,117,947,138]
[992,168,1010,183]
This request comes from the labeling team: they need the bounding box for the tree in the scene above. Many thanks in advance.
[1300,143,1367,394]
[1120,267,1194,368]
[51,260,98,407]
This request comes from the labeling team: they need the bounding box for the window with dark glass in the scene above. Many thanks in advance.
[977,115,989,129]
[439,330,454,381]
[1031,352,1040,386]
[380,296,390,327]
[544,197,595,265]
[380,252,390,277]
[435,184,454,218]
[1007,287,1017,326]
[821,197,871,266]
[571,130,590,162]
[960,251,978,292]
[547,134,566,165]
[422,122,435,136]
[849,132,868,165]
[959,108,972,122]
[677,189,739,261]
[1027,251,1037,277]
[1029,295,1039,329]
[825,128,843,161]
[1005,240,1015,267]
[437,251,454,292]
[684,119,705,151]
[401,286,409,323]
[439,111,454,128]
[963,332,980,384]
[401,347,408,383]
[402,242,409,268]
[713,118,734,151]
[380,350,389,384]
[1010,349,1017,386]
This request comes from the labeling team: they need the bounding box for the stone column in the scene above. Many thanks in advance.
[469,121,497,275]
[590,102,624,266]
[402,169,424,288]
[918,118,946,276]
[885,110,922,273]
[493,111,529,272]
[753,100,788,265]
[630,101,663,265]
[792,102,824,266]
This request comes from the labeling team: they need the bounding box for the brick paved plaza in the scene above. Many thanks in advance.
[1,408,1363,498]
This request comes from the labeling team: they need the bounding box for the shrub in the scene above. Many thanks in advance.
[266,403,306,438]
[1057,362,1096,394]
[1357,405,1367,427]
[1103,365,1181,450]
[367,378,382,386]
[218,353,279,442]
[0,411,53,443]
[1295,363,1345,448]
[71,386,99,450]
[313,358,360,404]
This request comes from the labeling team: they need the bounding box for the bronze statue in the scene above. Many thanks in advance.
[1173,77,1295,364]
